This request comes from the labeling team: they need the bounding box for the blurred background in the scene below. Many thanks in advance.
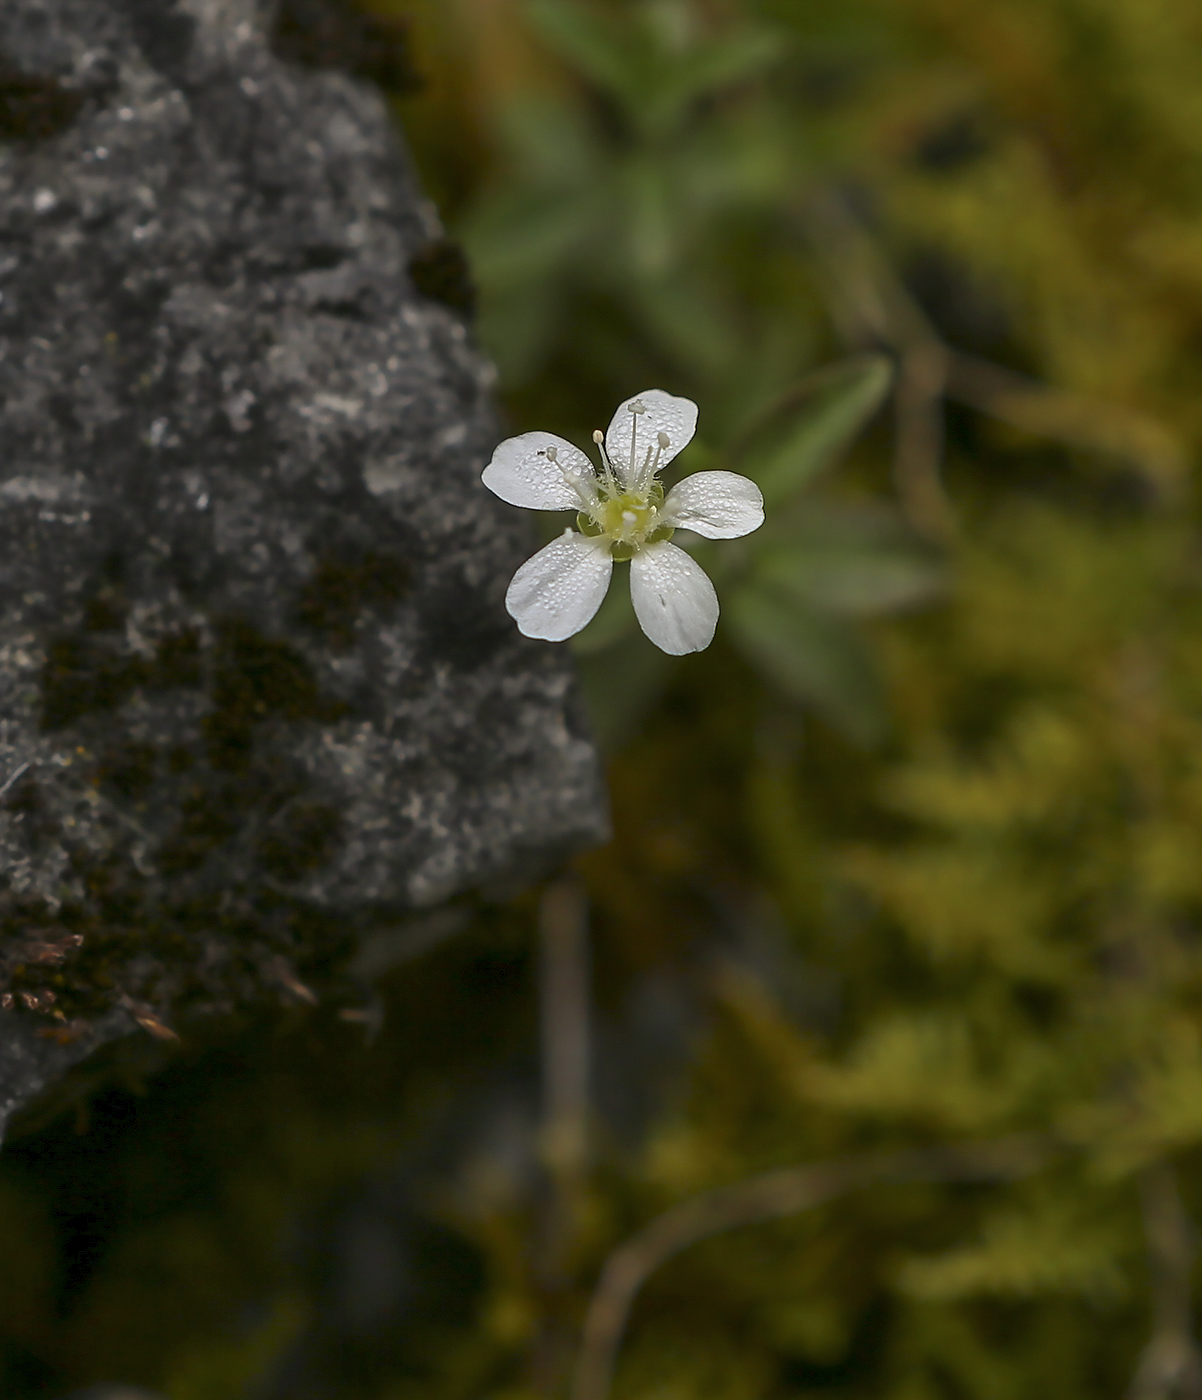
[8,0,1202,1396]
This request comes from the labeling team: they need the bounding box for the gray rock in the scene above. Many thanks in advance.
[0,0,607,1139]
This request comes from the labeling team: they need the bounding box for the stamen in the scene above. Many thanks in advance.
[641,443,655,482]
[545,441,598,506]
[567,469,598,506]
[592,428,617,494]
[632,429,670,491]
[640,429,670,488]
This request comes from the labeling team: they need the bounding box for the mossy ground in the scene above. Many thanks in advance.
[8,0,1202,1396]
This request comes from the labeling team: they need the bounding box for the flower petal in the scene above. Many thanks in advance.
[662,471,764,539]
[629,540,718,655]
[483,431,595,511]
[605,389,698,487]
[506,531,614,642]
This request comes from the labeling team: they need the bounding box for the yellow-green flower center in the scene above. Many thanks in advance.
[576,482,675,560]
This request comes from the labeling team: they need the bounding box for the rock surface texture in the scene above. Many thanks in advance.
[0,0,607,1138]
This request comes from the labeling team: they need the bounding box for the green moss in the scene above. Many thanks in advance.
[7,605,364,1028]
[201,618,348,770]
[0,59,84,143]
[294,551,410,653]
[257,802,344,882]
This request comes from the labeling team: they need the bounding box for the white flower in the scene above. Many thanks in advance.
[482,390,764,654]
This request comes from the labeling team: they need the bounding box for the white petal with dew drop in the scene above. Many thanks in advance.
[483,431,595,511]
[506,531,614,642]
[662,471,764,539]
[629,540,719,655]
[605,389,698,487]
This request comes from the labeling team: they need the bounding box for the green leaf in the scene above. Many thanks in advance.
[738,355,894,508]
[635,275,744,379]
[647,29,786,130]
[724,581,887,744]
[752,507,946,615]
[463,187,598,288]
[526,0,647,108]
[570,571,639,654]
[624,156,676,277]
[575,623,673,751]
[677,30,786,95]
[474,282,563,386]
[528,1,784,136]
[495,97,599,184]
[758,545,944,615]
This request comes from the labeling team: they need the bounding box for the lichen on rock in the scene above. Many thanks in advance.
[0,0,607,1138]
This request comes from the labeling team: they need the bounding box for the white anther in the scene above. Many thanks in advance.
[546,445,558,462]
[592,427,618,491]
[637,427,671,491]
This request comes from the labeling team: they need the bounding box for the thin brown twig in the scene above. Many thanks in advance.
[535,875,592,1396]
[945,353,1186,497]
[570,1135,1052,1400]
[799,190,956,540]
[539,875,591,1193]
[796,189,1185,530]
[1128,1162,1202,1400]
[895,339,954,539]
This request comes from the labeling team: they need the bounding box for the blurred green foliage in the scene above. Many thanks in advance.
[7,1,1202,1398]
